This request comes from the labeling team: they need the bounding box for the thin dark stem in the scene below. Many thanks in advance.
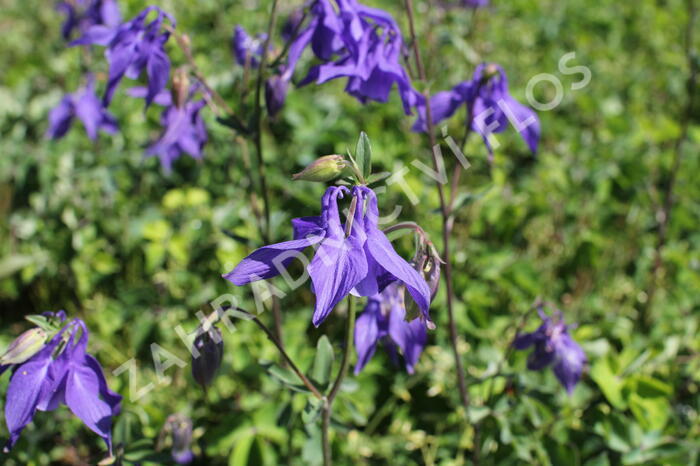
[234,308,323,400]
[643,0,697,327]
[321,296,357,466]
[252,0,280,243]
[164,24,234,116]
[404,0,473,443]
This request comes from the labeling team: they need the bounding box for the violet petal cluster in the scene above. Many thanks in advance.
[232,25,267,68]
[224,186,432,327]
[1,312,122,453]
[129,87,208,172]
[285,0,422,114]
[58,0,121,40]
[354,282,428,374]
[414,63,540,155]
[72,6,175,106]
[513,310,587,394]
[47,75,118,140]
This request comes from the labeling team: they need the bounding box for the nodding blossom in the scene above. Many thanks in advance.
[513,309,586,394]
[1,312,122,453]
[224,186,432,327]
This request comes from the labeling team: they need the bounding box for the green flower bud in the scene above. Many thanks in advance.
[0,327,47,365]
[292,155,346,182]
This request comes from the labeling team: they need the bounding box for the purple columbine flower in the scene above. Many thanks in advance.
[47,75,119,140]
[413,63,540,155]
[58,0,121,40]
[284,0,422,115]
[224,186,432,327]
[128,86,208,173]
[162,414,194,464]
[72,6,175,106]
[354,282,428,375]
[513,309,586,394]
[1,313,122,453]
[232,25,267,68]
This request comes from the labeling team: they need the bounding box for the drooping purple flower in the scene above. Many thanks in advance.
[128,86,208,173]
[513,309,586,394]
[58,0,121,40]
[72,6,175,106]
[232,25,267,68]
[162,414,194,464]
[1,315,122,453]
[283,0,422,115]
[414,63,540,155]
[354,282,428,375]
[47,75,119,140]
[224,186,432,327]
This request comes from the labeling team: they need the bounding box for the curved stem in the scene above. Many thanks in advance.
[232,308,323,400]
[404,0,472,435]
[321,296,357,466]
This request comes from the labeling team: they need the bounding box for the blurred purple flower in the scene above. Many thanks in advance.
[58,0,121,40]
[47,75,118,140]
[129,87,208,173]
[513,309,587,394]
[163,414,194,464]
[354,282,428,375]
[224,186,432,327]
[283,0,422,114]
[72,6,175,106]
[1,315,122,453]
[232,25,267,68]
[414,63,540,155]
[281,8,304,42]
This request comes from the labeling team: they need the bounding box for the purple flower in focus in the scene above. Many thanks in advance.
[232,25,267,68]
[354,282,428,375]
[1,313,122,453]
[513,309,587,394]
[47,75,118,140]
[414,63,540,155]
[224,186,432,327]
[129,87,208,173]
[72,6,175,106]
[58,0,121,40]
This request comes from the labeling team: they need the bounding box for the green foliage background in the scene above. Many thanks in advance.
[1,0,700,464]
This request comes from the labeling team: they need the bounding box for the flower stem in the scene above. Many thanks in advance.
[321,295,357,466]
[642,0,697,328]
[233,308,324,400]
[404,0,473,438]
[252,0,280,243]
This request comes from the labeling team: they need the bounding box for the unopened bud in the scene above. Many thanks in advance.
[292,155,346,182]
[171,67,190,108]
[191,327,223,389]
[0,328,47,365]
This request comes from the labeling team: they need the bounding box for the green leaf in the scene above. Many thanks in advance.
[24,314,60,333]
[310,335,334,386]
[301,397,324,426]
[355,131,372,180]
[590,355,626,409]
[228,430,256,466]
[261,361,312,394]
